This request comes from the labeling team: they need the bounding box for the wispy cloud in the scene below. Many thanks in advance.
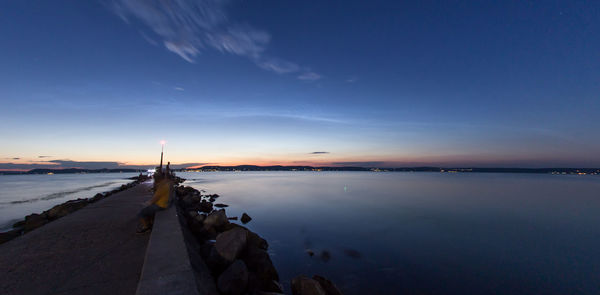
[12,157,20,160]
[346,76,358,83]
[108,0,318,78]
[297,72,321,81]
[174,87,185,91]
[139,31,159,46]
[38,156,52,158]
[309,151,330,154]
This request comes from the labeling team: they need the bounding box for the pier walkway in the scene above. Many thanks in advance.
[0,182,153,295]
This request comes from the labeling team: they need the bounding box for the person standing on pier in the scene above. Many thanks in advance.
[136,177,172,233]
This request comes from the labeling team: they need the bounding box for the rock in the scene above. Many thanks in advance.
[197,200,213,213]
[215,227,247,262]
[291,275,327,295]
[228,217,238,220]
[343,249,361,259]
[263,280,284,293]
[89,193,104,203]
[204,209,229,231]
[320,251,331,262]
[23,213,48,232]
[0,228,22,244]
[195,214,206,223]
[305,249,314,257]
[247,231,268,250]
[312,275,343,295]
[181,193,198,207]
[46,199,87,220]
[217,260,249,295]
[243,246,279,286]
[241,212,252,224]
[215,203,229,208]
[206,245,230,275]
[12,219,25,228]
[188,210,199,218]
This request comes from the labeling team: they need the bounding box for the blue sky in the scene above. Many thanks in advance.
[1,0,599,169]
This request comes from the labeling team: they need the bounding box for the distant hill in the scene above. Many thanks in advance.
[0,168,143,175]
[1,166,598,175]
[178,165,600,174]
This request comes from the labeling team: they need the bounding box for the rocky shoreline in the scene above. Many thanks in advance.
[0,174,151,245]
[174,184,344,295]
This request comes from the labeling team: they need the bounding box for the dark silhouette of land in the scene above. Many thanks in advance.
[181,165,600,174]
[1,166,598,175]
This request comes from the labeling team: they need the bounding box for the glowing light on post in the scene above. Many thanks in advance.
[159,140,166,169]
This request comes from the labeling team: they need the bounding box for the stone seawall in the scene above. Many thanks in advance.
[174,184,344,295]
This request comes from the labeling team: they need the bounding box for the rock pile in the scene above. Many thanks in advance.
[0,174,150,245]
[175,185,344,295]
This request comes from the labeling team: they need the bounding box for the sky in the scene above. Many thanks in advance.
[0,0,599,170]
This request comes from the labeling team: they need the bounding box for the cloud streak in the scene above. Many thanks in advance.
[297,72,321,81]
[309,152,330,154]
[109,0,319,79]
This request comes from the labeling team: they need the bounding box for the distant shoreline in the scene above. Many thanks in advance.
[2,166,598,175]
[0,168,144,175]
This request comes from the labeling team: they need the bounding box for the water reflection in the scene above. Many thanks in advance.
[179,171,600,295]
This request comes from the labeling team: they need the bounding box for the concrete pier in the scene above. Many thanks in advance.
[0,182,153,295]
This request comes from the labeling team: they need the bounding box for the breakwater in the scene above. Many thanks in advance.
[174,184,344,295]
[0,174,150,244]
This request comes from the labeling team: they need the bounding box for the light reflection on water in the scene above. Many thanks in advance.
[179,171,600,295]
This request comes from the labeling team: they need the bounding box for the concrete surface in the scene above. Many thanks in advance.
[136,205,199,295]
[0,181,153,295]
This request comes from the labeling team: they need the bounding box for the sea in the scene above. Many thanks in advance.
[0,172,138,231]
[2,171,600,294]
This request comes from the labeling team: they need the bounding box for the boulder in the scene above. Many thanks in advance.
[12,219,25,228]
[89,193,104,203]
[197,200,213,213]
[319,251,331,262]
[181,193,198,207]
[0,228,22,244]
[247,272,283,294]
[215,227,247,262]
[312,275,343,295]
[23,213,48,232]
[217,260,249,295]
[188,210,199,218]
[247,230,268,250]
[243,246,279,286]
[46,199,87,220]
[204,209,229,231]
[206,245,230,275]
[195,214,206,223]
[291,276,327,295]
[241,213,252,224]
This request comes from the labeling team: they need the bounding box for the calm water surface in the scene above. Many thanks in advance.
[0,173,138,230]
[179,171,600,295]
